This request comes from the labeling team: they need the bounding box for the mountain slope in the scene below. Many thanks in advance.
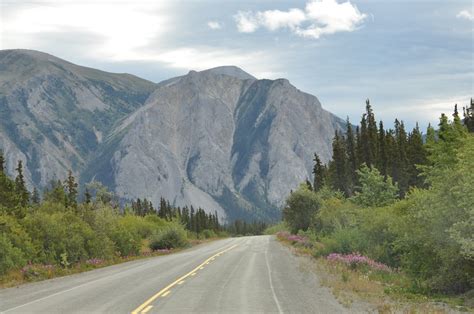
[0,49,156,187]
[84,70,344,220]
[0,50,344,220]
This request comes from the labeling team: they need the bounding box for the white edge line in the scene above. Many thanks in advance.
[265,240,284,314]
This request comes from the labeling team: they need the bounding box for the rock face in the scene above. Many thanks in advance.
[0,49,156,187]
[0,50,345,221]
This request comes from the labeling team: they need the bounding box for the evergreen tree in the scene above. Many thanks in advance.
[394,120,409,197]
[84,188,92,204]
[328,131,349,196]
[345,118,357,191]
[360,113,371,166]
[0,150,4,174]
[377,121,388,177]
[355,126,363,169]
[407,123,427,188]
[463,98,474,132]
[366,99,378,166]
[64,170,78,208]
[14,160,29,207]
[312,153,326,192]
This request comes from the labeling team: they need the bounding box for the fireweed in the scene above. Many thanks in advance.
[327,253,392,272]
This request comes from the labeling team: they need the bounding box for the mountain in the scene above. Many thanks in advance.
[0,49,156,187]
[0,49,345,221]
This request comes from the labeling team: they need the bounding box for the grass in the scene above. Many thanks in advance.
[275,232,473,313]
[0,237,221,289]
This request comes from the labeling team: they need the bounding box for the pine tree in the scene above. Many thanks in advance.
[463,98,474,132]
[64,170,78,208]
[345,118,357,191]
[394,120,409,197]
[84,188,92,204]
[312,153,326,192]
[366,99,378,166]
[407,123,427,188]
[377,121,388,177]
[360,113,371,166]
[329,131,349,196]
[355,126,363,169]
[0,150,5,174]
[385,129,397,187]
[15,160,29,207]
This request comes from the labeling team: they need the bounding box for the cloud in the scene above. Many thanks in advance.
[207,21,223,30]
[0,1,173,59]
[457,10,473,21]
[234,0,367,39]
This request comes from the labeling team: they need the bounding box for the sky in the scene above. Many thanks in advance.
[1,0,472,130]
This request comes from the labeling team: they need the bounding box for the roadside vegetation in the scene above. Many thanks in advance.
[275,100,474,309]
[0,147,271,287]
[0,165,231,287]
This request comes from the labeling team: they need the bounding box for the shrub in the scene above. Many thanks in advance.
[149,226,187,250]
[319,228,368,256]
[351,164,398,207]
[0,234,26,275]
[283,184,321,234]
[201,229,216,239]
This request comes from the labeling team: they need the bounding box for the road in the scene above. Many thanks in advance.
[0,236,349,313]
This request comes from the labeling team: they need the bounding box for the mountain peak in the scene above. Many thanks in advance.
[199,66,256,80]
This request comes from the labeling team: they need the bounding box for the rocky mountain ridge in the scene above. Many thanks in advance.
[0,49,345,220]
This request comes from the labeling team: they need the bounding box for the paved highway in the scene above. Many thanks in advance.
[0,236,348,313]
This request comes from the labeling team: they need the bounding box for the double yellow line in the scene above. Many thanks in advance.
[131,244,238,314]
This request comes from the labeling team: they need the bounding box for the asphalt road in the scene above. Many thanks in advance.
[0,236,348,313]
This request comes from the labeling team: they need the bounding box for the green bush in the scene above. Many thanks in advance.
[283,184,321,234]
[319,228,368,256]
[201,229,216,239]
[0,234,26,275]
[22,211,94,264]
[0,214,35,261]
[149,226,187,250]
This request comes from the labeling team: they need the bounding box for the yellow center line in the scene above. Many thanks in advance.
[131,243,238,314]
[141,305,153,313]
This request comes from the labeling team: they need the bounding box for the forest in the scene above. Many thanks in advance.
[283,99,474,295]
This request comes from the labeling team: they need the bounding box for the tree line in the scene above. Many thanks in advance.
[312,98,474,198]
[283,98,474,295]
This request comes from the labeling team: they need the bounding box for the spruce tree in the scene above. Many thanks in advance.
[84,188,92,204]
[15,160,29,207]
[406,123,427,188]
[345,118,357,191]
[64,170,78,208]
[463,98,474,132]
[394,120,409,197]
[366,99,378,166]
[0,150,4,174]
[360,113,371,166]
[312,153,326,192]
[377,121,388,177]
[329,131,349,196]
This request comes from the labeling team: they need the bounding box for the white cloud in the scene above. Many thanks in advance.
[234,0,367,39]
[0,1,173,58]
[457,10,474,21]
[234,11,260,33]
[207,21,223,30]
